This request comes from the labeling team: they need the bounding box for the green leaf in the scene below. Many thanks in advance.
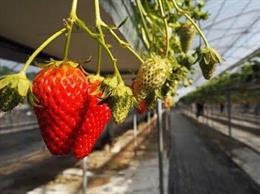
[103,76,118,88]
[0,78,11,90]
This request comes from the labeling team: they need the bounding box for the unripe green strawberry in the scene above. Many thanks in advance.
[0,73,31,112]
[101,76,135,123]
[110,85,134,123]
[198,47,222,79]
[0,86,23,112]
[178,22,196,53]
[133,55,171,103]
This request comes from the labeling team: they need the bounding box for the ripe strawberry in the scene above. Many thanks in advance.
[33,62,90,155]
[133,55,171,103]
[33,63,111,158]
[73,95,111,159]
[137,100,148,114]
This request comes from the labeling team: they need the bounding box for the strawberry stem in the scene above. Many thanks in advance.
[97,44,102,75]
[63,0,78,60]
[94,0,123,82]
[104,26,144,64]
[94,0,106,76]
[70,0,78,18]
[63,21,74,60]
[20,28,66,73]
[75,14,122,81]
[171,0,210,48]
[157,0,170,58]
[135,0,151,49]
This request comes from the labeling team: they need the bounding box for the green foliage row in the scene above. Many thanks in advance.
[180,53,260,104]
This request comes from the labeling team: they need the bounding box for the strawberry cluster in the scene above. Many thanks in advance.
[32,62,111,159]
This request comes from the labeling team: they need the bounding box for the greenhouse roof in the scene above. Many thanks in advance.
[0,0,259,97]
[192,0,260,84]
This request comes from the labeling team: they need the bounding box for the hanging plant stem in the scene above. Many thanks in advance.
[97,44,102,75]
[105,27,144,64]
[136,0,151,49]
[20,28,66,74]
[94,0,106,76]
[94,0,122,81]
[171,0,210,48]
[63,21,74,60]
[157,0,170,57]
[94,0,144,63]
[63,0,78,60]
[74,17,120,79]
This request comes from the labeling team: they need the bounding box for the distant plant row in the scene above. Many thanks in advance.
[180,52,260,104]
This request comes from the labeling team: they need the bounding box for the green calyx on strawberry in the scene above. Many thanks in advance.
[197,47,222,80]
[101,75,135,124]
[177,53,197,70]
[32,61,111,159]
[0,73,31,112]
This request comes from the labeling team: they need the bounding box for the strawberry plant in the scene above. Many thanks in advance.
[0,0,222,158]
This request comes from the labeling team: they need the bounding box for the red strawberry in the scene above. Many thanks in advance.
[33,62,90,155]
[33,62,111,158]
[137,100,148,114]
[73,95,111,159]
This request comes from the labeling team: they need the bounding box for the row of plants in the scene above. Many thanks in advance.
[180,54,260,104]
[0,0,221,159]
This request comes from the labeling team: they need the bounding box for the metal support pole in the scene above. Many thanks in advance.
[82,157,88,194]
[206,105,209,125]
[157,100,164,194]
[133,113,138,155]
[227,90,232,137]
[165,110,169,132]
[211,104,214,127]
[147,111,151,123]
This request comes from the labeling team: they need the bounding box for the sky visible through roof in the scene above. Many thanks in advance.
[174,0,260,98]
